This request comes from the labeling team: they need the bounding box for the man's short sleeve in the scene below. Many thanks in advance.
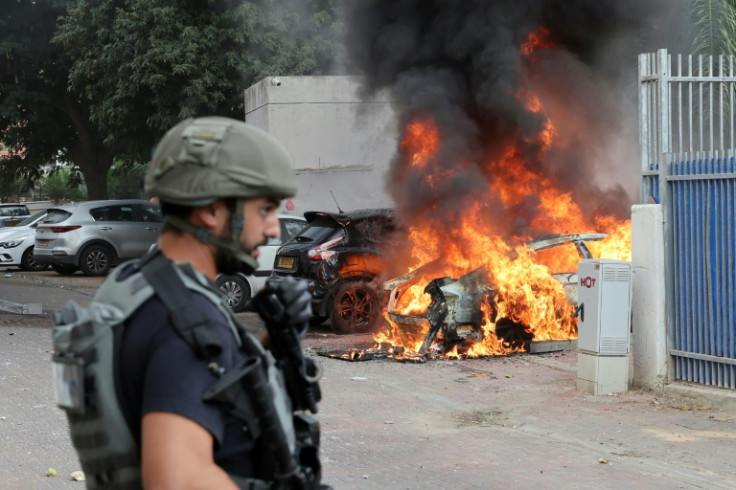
[119,294,246,446]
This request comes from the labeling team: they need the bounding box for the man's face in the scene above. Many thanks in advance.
[238,196,281,258]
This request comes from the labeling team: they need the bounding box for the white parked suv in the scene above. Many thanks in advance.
[33,200,163,276]
[216,214,307,312]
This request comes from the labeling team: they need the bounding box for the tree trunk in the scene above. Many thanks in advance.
[64,96,115,200]
[78,154,112,200]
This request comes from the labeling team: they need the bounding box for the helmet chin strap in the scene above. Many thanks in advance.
[165,200,259,275]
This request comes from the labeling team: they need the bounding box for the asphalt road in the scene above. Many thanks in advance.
[2,268,736,489]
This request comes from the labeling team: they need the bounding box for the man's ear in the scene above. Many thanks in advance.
[190,202,223,230]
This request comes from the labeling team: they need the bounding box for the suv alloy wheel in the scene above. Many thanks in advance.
[80,244,113,276]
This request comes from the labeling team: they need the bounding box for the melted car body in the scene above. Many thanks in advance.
[383,233,607,352]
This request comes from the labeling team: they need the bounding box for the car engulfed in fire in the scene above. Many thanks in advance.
[380,233,606,358]
[309,209,395,334]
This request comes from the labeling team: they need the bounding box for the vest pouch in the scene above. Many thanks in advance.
[52,354,85,412]
[205,357,304,485]
[52,301,142,489]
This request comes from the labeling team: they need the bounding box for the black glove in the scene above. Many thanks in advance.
[249,276,321,413]
[253,276,312,334]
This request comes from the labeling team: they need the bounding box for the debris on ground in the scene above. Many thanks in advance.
[70,470,85,481]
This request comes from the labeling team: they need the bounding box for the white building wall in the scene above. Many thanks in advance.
[244,76,398,215]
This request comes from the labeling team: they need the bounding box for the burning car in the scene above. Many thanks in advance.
[308,209,395,333]
[381,233,606,357]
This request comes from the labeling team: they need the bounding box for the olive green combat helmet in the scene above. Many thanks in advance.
[145,116,297,273]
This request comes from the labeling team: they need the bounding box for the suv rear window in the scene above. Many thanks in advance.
[291,219,345,243]
[16,210,46,227]
[42,209,73,224]
[282,218,308,241]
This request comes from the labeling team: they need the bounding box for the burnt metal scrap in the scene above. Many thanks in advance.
[386,266,495,355]
[418,278,449,354]
[525,233,606,256]
[318,348,389,362]
[317,348,429,363]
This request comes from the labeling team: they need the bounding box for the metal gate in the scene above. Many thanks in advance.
[639,49,736,389]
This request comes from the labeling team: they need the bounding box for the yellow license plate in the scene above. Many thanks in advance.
[37,239,50,247]
[276,256,295,268]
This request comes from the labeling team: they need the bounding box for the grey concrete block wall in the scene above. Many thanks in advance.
[631,204,668,390]
[244,76,397,215]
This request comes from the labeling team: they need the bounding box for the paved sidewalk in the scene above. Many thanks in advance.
[2,323,736,489]
[304,334,736,489]
[1,265,736,489]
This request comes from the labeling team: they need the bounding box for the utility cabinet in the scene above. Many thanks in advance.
[576,259,632,395]
[577,259,632,355]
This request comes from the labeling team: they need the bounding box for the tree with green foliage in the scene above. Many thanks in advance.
[107,160,149,199]
[54,0,342,189]
[42,167,88,203]
[0,0,115,200]
[688,0,736,55]
[2,0,343,200]
[667,0,736,56]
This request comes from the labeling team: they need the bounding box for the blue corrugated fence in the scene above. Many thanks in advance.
[669,156,736,388]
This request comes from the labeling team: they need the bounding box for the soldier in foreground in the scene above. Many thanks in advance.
[52,116,327,489]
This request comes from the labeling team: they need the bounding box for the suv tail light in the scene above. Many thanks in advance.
[307,236,345,261]
[40,225,82,233]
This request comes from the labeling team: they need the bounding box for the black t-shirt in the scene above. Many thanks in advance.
[118,284,256,475]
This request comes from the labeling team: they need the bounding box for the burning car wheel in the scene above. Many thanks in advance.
[330,280,381,334]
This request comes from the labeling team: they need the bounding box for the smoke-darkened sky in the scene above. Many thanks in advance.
[344,0,679,241]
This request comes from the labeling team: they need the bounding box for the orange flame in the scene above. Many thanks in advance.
[370,27,631,359]
[520,26,557,58]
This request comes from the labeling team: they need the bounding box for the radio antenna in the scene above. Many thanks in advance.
[330,190,344,213]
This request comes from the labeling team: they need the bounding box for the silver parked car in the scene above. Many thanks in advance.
[34,200,162,276]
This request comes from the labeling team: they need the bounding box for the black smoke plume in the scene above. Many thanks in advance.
[345,0,676,243]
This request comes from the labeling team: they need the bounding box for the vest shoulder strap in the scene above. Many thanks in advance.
[139,253,224,360]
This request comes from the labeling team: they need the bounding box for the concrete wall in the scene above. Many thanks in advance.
[631,204,668,389]
[244,76,398,216]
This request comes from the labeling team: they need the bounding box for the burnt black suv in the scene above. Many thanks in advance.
[271,209,395,333]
